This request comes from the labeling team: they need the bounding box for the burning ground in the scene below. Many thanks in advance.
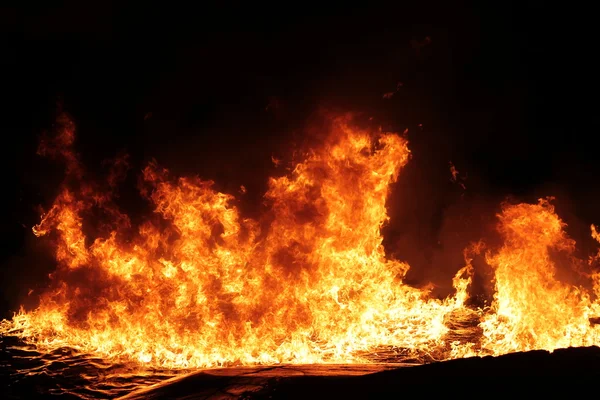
[2,112,600,372]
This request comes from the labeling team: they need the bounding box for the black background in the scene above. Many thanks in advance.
[1,2,599,317]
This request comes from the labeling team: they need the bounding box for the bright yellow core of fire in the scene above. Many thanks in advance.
[2,114,600,369]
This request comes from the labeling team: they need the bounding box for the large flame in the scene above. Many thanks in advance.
[479,199,600,354]
[2,113,600,368]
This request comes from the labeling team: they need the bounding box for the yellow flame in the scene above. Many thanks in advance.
[3,113,600,369]
[479,199,600,354]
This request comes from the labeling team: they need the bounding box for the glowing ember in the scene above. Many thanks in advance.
[2,112,600,369]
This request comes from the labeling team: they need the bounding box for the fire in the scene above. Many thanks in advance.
[2,112,600,369]
[479,199,600,354]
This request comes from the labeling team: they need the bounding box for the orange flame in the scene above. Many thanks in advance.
[2,113,600,369]
[478,199,600,355]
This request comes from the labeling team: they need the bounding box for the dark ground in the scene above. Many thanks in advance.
[119,347,600,399]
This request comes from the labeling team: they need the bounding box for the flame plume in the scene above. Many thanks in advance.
[479,199,600,354]
[2,113,600,368]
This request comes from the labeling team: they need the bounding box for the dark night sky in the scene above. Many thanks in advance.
[1,2,599,316]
